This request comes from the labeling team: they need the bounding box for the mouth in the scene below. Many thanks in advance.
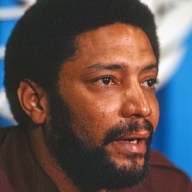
[107,131,151,156]
[115,131,150,143]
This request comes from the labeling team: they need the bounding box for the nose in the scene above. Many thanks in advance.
[121,83,152,118]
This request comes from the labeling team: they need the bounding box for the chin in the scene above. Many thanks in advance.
[110,154,146,172]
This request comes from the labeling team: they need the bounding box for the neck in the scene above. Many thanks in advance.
[28,126,108,192]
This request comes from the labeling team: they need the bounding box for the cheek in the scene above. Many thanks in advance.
[149,96,159,131]
[68,97,121,148]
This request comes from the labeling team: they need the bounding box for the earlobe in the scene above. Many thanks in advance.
[17,79,47,124]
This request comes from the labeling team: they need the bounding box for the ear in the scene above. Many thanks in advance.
[17,79,48,124]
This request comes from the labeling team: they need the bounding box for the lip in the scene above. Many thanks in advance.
[108,131,150,156]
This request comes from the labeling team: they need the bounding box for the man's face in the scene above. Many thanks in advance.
[46,23,159,190]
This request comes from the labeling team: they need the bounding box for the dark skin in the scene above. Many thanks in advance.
[17,23,159,192]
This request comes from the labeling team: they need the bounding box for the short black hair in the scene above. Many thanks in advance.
[4,0,159,125]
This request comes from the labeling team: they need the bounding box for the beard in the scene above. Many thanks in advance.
[44,92,154,191]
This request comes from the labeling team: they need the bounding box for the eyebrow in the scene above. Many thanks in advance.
[86,63,128,73]
[143,63,158,71]
[86,63,158,73]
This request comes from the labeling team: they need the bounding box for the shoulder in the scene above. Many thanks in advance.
[121,150,192,192]
[149,150,190,177]
[147,150,192,192]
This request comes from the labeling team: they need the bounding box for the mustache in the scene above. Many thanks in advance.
[103,120,154,146]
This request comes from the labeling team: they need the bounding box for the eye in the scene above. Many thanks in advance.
[141,78,158,88]
[96,76,115,85]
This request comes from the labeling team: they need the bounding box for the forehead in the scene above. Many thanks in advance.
[73,23,156,65]
[77,23,150,46]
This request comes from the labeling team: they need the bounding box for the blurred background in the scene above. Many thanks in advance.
[0,0,192,177]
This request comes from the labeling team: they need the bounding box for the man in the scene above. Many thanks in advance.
[0,0,191,191]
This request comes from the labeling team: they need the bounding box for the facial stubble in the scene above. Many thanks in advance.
[44,93,154,191]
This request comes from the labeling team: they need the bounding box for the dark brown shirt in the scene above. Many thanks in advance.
[0,126,191,192]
